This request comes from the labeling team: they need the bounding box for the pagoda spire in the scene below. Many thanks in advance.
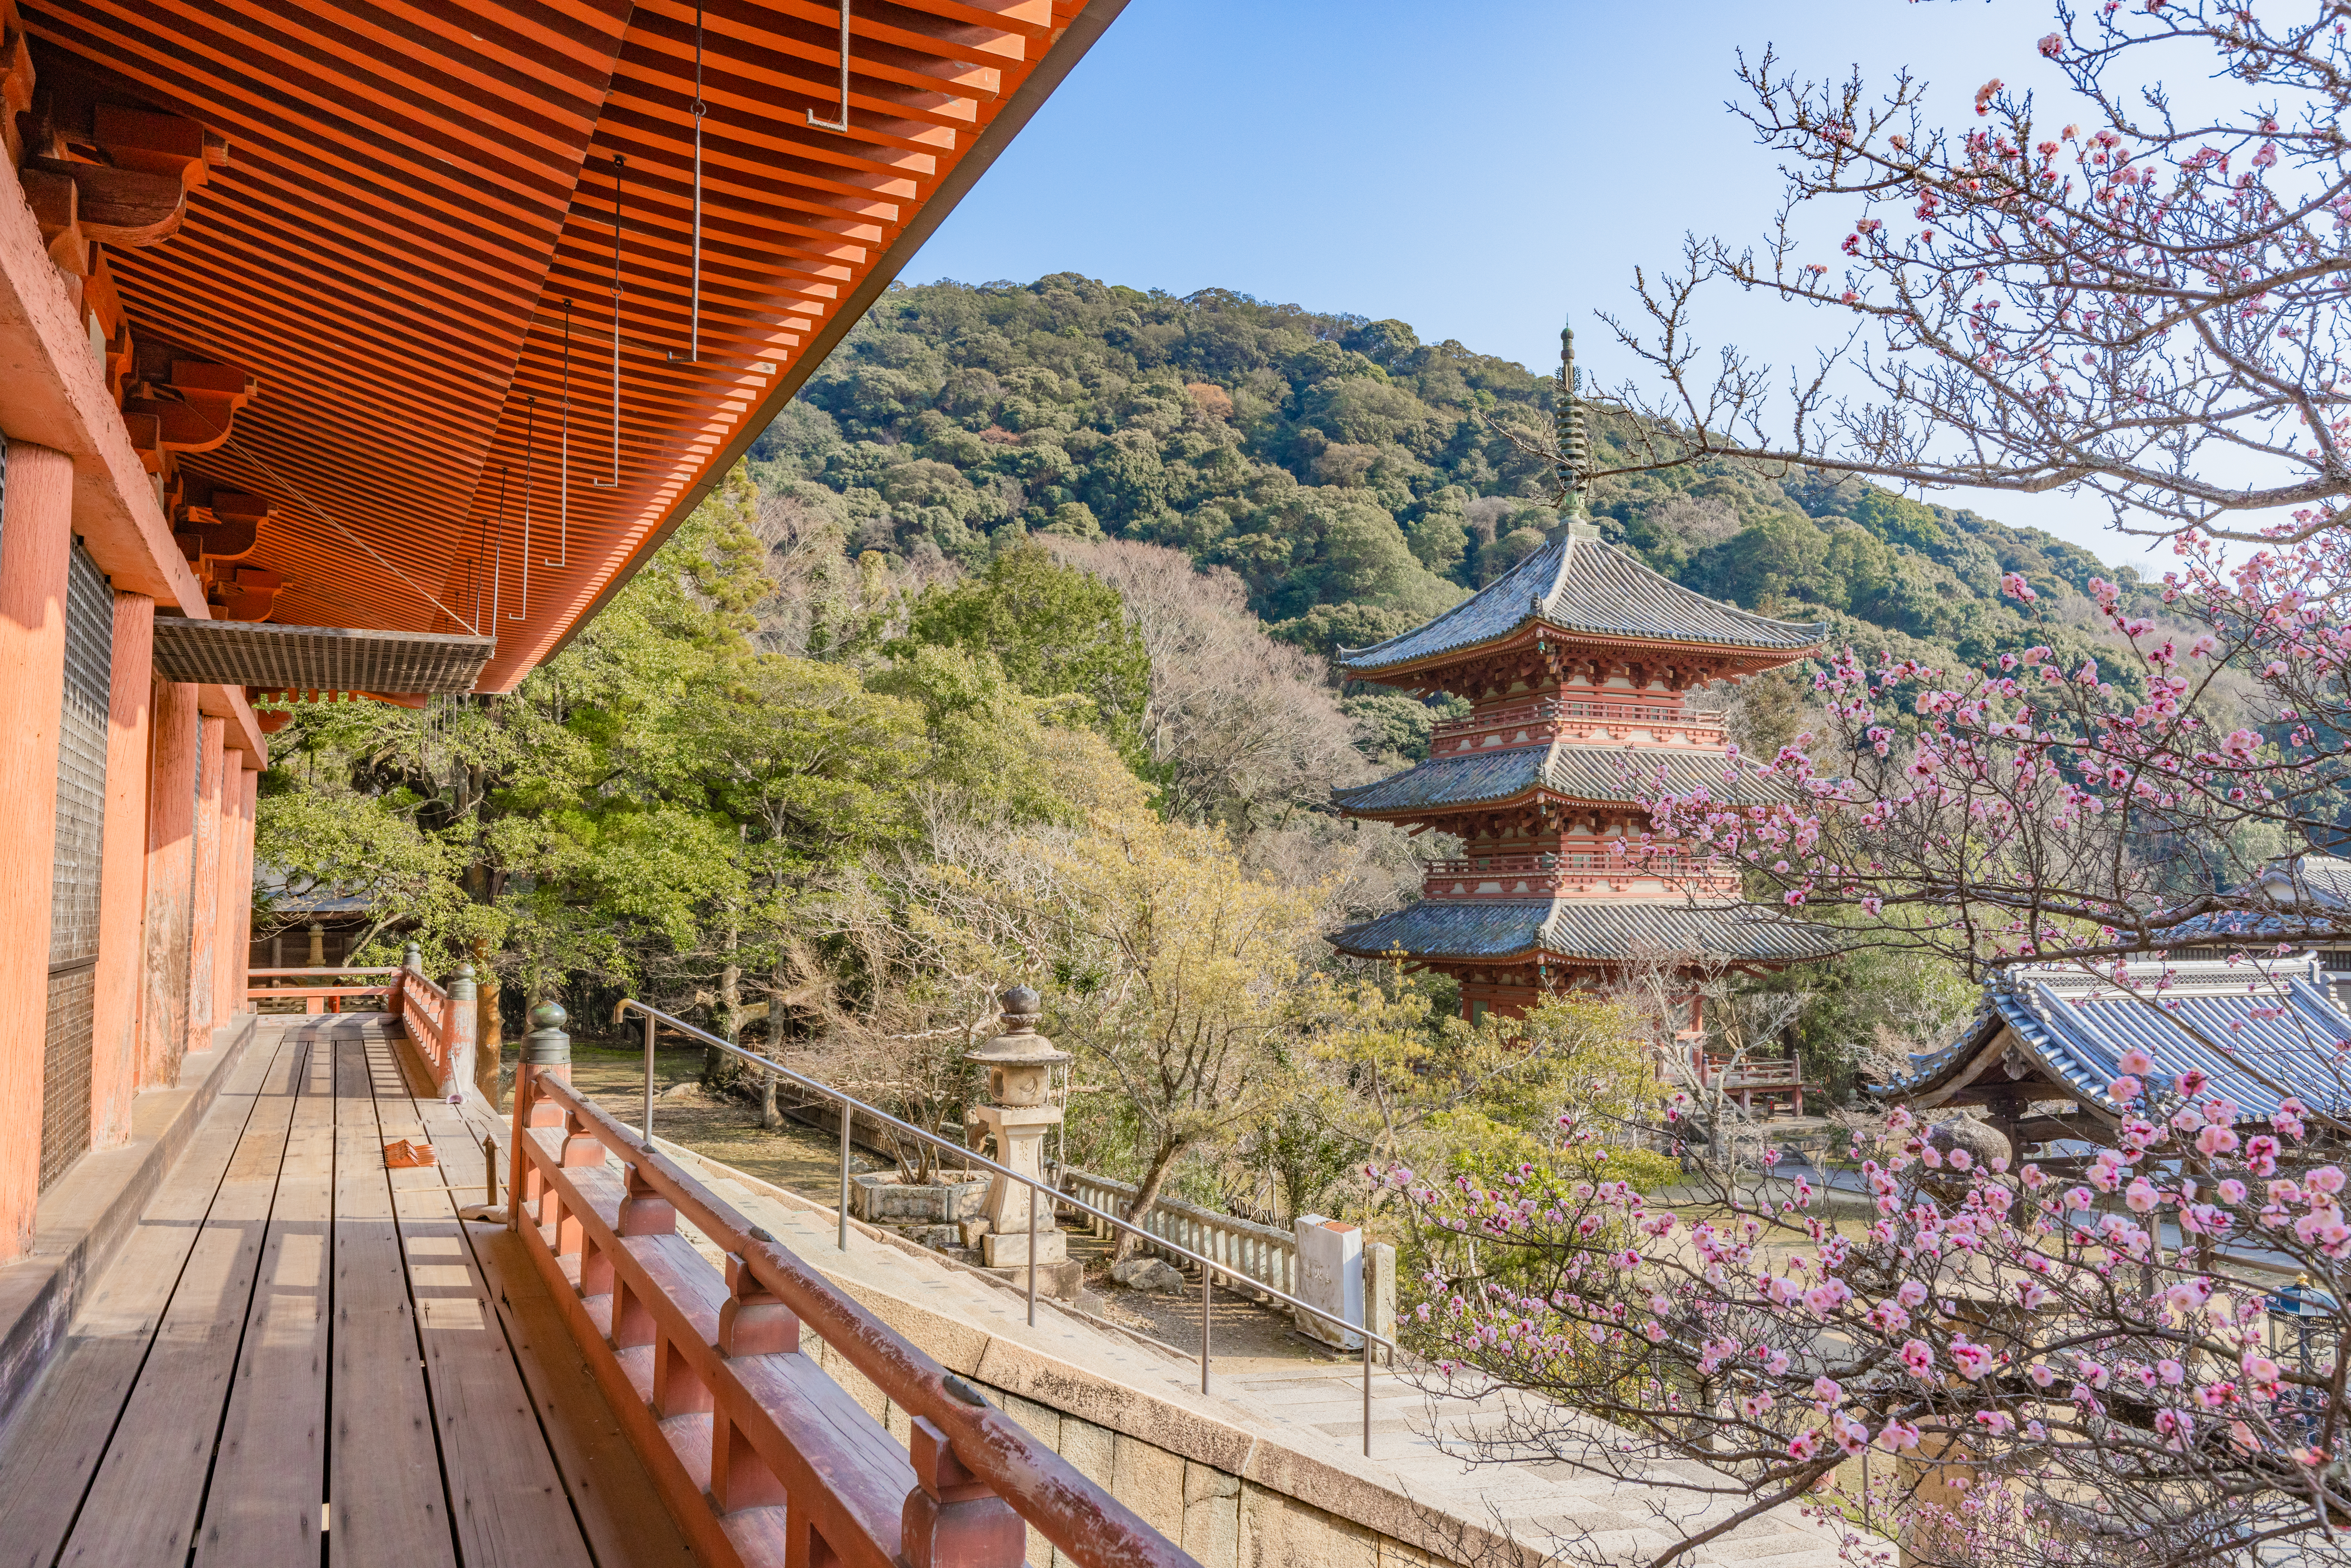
[1556,320,1590,522]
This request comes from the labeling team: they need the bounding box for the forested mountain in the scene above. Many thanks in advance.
[258,275,2147,1191]
[748,273,2138,754]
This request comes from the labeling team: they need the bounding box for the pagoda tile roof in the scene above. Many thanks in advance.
[1333,744,1781,817]
[1340,529,1823,677]
[1328,898,1836,964]
[1875,955,2351,1125]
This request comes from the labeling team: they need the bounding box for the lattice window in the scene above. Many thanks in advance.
[41,543,112,1191]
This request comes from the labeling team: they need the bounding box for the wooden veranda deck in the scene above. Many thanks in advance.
[0,1013,695,1568]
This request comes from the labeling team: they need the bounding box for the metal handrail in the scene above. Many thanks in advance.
[614,999,1399,1456]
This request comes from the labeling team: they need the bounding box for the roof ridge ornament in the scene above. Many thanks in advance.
[1556,320,1590,524]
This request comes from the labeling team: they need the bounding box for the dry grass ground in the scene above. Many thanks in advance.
[564,1042,1323,1368]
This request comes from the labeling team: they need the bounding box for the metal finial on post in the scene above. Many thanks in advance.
[404,940,423,970]
[523,1000,571,1065]
[450,961,476,998]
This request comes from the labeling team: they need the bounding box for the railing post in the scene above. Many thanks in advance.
[445,962,477,1104]
[394,940,421,1023]
[901,1417,1024,1568]
[510,1001,570,1232]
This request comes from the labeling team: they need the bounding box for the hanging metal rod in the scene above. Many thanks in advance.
[511,397,535,621]
[490,464,505,628]
[670,4,706,364]
[807,0,850,132]
[593,153,622,491]
[555,301,572,568]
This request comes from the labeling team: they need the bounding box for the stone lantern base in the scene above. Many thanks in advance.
[980,1227,1067,1267]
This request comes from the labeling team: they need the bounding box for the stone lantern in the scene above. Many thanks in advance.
[965,985,1070,1269]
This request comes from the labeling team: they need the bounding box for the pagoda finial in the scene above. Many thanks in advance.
[1556,319,1590,522]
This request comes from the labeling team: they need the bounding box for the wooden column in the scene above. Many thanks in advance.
[216,761,255,1022]
[0,443,76,1259]
[89,592,154,1148]
[185,716,224,1052]
[237,763,258,1016]
[141,679,198,1084]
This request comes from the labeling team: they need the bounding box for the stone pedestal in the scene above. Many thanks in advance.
[979,1225,1066,1267]
[973,1102,1066,1265]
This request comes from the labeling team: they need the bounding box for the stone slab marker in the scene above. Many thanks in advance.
[1292,1214,1364,1349]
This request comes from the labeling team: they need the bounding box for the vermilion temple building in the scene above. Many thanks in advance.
[0,5,1236,1567]
[1328,371,1831,1029]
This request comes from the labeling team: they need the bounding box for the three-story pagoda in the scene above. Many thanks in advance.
[1329,329,1830,1021]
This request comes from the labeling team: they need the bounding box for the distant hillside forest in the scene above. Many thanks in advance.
[261,274,2149,1180]
[749,273,2137,764]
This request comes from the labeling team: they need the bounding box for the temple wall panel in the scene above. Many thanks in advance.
[88,590,150,1150]
[140,677,197,1085]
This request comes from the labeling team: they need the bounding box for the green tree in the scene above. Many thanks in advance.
[892,542,1151,760]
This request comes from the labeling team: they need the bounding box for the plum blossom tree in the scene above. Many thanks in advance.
[1597,0,2351,964]
[1596,1,2351,545]
[1389,1069,2351,1568]
[1386,6,2351,1565]
[1647,529,2351,963]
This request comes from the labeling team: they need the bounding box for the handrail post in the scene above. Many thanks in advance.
[1200,1264,1211,1395]
[446,962,477,1103]
[902,1417,1024,1568]
[510,1001,571,1232]
[395,940,421,1024]
[837,1090,852,1251]
[641,1003,656,1146]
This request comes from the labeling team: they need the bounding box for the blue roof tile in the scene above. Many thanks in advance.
[1875,956,2351,1124]
[1329,898,1837,964]
[1332,744,1785,817]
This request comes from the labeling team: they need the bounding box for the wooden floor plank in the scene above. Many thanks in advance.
[374,1039,595,1568]
[329,1029,457,1568]
[468,1228,701,1568]
[55,1035,304,1567]
[402,1069,698,1568]
[195,1033,336,1565]
[0,1028,290,1568]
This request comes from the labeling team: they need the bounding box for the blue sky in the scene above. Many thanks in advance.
[908,0,2189,575]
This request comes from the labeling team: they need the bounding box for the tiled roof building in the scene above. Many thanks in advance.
[1875,955,2351,1150]
[1327,330,1831,1022]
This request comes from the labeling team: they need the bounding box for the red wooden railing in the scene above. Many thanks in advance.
[509,1059,1199,1568]
[390,951,477,1101]
[245,952,478,1099]
[1430,696,1727,750]
[245,965,398,1014]
[1685,1044,1805,1117]
[1422,850,1740,899]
